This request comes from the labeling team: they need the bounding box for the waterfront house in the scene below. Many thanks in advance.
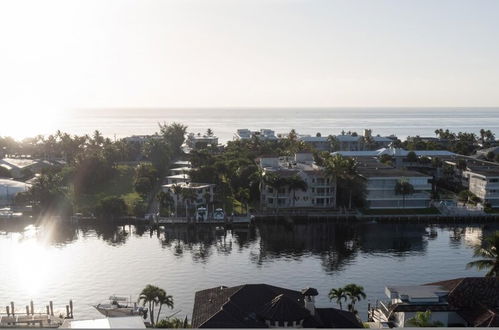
[476,146,499,160]
[192,284,362,328]
[162,182,215,212]
[165,173,190,185]
[186,133,219,150]
[0,178,31,206]
[234,128,278,141]
[0,157,52,179]
[122,134,162,145]
[371,277,499,327]
[259,153,336,209]
[335,134,363,151]
[355,159,432,209]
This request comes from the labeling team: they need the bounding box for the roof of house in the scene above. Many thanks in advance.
[191,284,361,328]
[335,135,362,142]
[357,167,430,178]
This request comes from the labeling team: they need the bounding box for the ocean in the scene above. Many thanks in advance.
[13,107,499,142]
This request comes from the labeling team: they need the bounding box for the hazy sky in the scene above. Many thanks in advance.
[1,0,499,112]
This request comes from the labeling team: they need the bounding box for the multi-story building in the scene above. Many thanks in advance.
[464,165,499,207]
[162,182,215,210]
[234,129,278,141]
[185,133,219,149]
[259,153,336,209]
[298,135,331,152]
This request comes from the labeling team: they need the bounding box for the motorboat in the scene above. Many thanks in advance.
[196,207,207,222]
[213,208,225,221]
[94,295,147,318]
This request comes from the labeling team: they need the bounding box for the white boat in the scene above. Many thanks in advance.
[196,207,207,222]
[94,296,147,318]
[213,208,225,221]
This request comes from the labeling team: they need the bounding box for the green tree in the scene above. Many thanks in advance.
[180,188,197,219]
[343,284,366,314]
[406,151,418,163]
[406,310,443,327]
[0,166,11,178]
[328,287,347,310]
[139,285,165,326]
[159,122,187,156]
[172,184,183,217]
[155,317,188,328]
[324,154,364,209]
[135,177,153,196]
[394,179,415,208]
[155,289,174,324]
[286,175,308,207]
[466,231,499,277]
[95,196,127,220]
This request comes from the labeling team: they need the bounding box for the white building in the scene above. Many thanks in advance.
[162,182,215,212]
[357,163,432,209]
[234,129,278,141]
[335,135,363,151]
[298,135,331,152]
[371,278,498,327]
[259,153,336,209]
[185,133,219,149]
[0,178,31,206]
[0,158,52,179]
[465,167,499,207]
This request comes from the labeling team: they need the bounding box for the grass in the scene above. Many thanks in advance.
[73,165,137,213]
[362,207,440,215]
[484,208,499,214]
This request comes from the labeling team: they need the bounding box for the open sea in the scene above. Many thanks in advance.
[17,107,499,142]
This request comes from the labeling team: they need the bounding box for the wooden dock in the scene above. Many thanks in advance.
[0,300,73,328]
[156,215,252,226]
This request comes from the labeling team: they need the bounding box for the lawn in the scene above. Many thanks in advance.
[73,165,137,213]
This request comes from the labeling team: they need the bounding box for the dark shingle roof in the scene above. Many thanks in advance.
[191,284,362,328]
[260,294,310,322]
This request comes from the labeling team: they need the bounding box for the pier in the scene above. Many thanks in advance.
[0,300,73,328]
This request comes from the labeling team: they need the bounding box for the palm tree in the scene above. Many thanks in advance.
[172,184,183,217]
[181,188,197,219]
[394,179,415,208]
[236,187,250,215]
[286,175,308,207]
[343,284,366,313]
[328,287,347,310]
[406,310,443,327]
[324,154,360,209]
[139,285,161,325]
[466,231,499,277]
[155,289,174,324]
[262,172,286,212]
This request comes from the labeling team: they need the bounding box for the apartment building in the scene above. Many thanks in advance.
[259,153,336,209]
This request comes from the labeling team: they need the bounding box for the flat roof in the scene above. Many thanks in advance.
[386,285,448,300]
[358,167,430,178]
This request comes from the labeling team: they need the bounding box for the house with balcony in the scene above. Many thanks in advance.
[234,129,278,141]
[464,165,499,208]
[298,135,331,152]
[356,160,432,209]
[185,133,219,150]
[370,277,499,327]
[162,182,215,212]
[259,153,336,209]
[335,134,363,151]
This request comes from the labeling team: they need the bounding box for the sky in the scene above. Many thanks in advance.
[1,0,499,114]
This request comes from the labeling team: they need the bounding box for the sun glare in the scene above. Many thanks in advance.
[4,107,64,140]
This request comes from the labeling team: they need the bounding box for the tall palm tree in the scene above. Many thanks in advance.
[262,172,286,212]
[286,175,308,207]
[394,179,415,208]
[180,188,197,219]
[155,289,174,324]
[325,155,360,209]
[466,231,499,277]
[172,184,183,217]
[343,284,366,313]
[328,287,347,310]
[139,285,161,325]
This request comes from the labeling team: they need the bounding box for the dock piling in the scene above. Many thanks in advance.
[49,301,54,316]
[26,305,29,315]
[30,300,34,315]
[66,305,70,318]
[6,306,9,316]
[10,302,14,316]
[46,305,50,315]
[69,300,73,318]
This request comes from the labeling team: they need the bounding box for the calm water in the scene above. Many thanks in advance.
[0,221,496,321]
[25,107,499,142]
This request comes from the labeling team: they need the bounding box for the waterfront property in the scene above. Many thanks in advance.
[162,182,215,213]
[0,158,53,180]
[191,284,361,328]
[0,178,31,206]
[370,277,499,327]
[234,128,278,141]
[186,133,219,150]
[298,135,331,152]
[165,173,190,185]
[356,160,432,209]
[259,153,336,209]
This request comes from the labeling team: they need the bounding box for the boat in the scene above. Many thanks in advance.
[196,207,207,222]
[213,208,225,221]
[93,295,147,318]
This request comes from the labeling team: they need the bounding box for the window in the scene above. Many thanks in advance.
[268,198,274,204]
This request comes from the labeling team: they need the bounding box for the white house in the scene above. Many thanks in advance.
[357,165,432,209]
[185,133,219,149]
[371,277,498,327]
[234,129,278,141]
[259,153,336,209]
[298,135,331,152]
[162,182,215,211]
[0,178,31,206]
